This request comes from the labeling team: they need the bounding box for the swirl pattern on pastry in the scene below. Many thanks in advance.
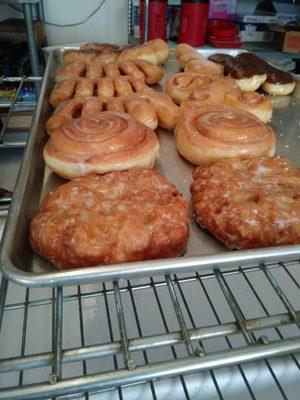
[44,111,159,179]
[30,169,190,269]
[166,72,214,105]
[175,105,276,166]
[224,90,273,123]
[180,82,226,112]
[49,76,148,107]
[191,156,300,249]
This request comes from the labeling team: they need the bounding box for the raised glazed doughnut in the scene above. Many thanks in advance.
[175,105,276,166]
[166,72,214,105]
[44,111,159,179]
[30,169,190,269]
[224,90,273,124]
[147,39,169,65]
[191,156,300,249]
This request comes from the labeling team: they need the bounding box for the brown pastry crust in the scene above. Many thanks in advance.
[55,59,164,85]
[180,82,226,112]
[191,156,300,249]
[224,89,273,123]
[175,105,276,166]
[46,90,180,133]
[44,111,159,180]
[49,76,148,107]
[166,72,214,105]
[29,169,190,269]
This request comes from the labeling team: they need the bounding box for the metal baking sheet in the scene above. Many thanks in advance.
[1,48,300,287]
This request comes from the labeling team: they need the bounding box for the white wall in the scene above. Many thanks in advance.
[0,0,129,46]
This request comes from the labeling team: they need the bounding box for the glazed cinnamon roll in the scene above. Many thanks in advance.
[175,105,276,166]
[180,82,226,112]
[44,111,159,179]
[224,90,273,123]
[166,72,214,105]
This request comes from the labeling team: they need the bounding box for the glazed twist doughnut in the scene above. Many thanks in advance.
[166,72,214,105]
[44,111,159,179]
[184,57,224,77]
[29,169,189,269]
[224,90,273,124]
[191,156,300,249]
[49,76,148,107]
[55,59,164,85]
[175,105,276,166]
[46,90,180,133]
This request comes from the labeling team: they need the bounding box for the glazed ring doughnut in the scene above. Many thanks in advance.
[224,90,273,124]
[191,156,300,249]
[166,72,214,105]
[44,111,159,179]
[175,105,276,166]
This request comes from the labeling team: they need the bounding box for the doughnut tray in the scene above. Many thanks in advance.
[1,48,300,287]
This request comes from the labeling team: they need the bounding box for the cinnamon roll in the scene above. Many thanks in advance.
[44,111,159,179]
[49,77,148,107]
[166,72,214,105]
[180,82,226,112]
[175,105,276,166]
[30,169,190,269]
[224,90,273,124]
[191,156,300,249]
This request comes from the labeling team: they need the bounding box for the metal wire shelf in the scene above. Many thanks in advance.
[0,259,299,399]
[0,76,42,149]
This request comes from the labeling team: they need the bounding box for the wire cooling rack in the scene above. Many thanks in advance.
[0,259,299,399]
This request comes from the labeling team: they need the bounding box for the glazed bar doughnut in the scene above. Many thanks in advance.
[208,53,295,95]
[224,90,273,124]
[62,39,169,66]
[175,105,276,166]
[55,59,164,85]
[184,57,224,77]
[191,156,300,249]
[166,72,214,105]
[44,111,159,180]
[46,90,180,133]
[49,76,148,107]
[29,169,189,269]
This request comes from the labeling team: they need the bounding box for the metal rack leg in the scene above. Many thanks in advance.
[0,276,8,333]
[23,3,40,77]
[50,286,63,383]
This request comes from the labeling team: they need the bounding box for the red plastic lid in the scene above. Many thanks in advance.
[207,20,237,39]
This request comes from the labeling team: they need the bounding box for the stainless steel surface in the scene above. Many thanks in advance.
[0,260,299,399]
[143,0,149,43]
[1,48,300,287]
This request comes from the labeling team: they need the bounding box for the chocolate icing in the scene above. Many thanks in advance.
[208,53,294,85]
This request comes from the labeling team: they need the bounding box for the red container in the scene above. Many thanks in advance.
[140,0,167,43]
[179,0,209,46]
